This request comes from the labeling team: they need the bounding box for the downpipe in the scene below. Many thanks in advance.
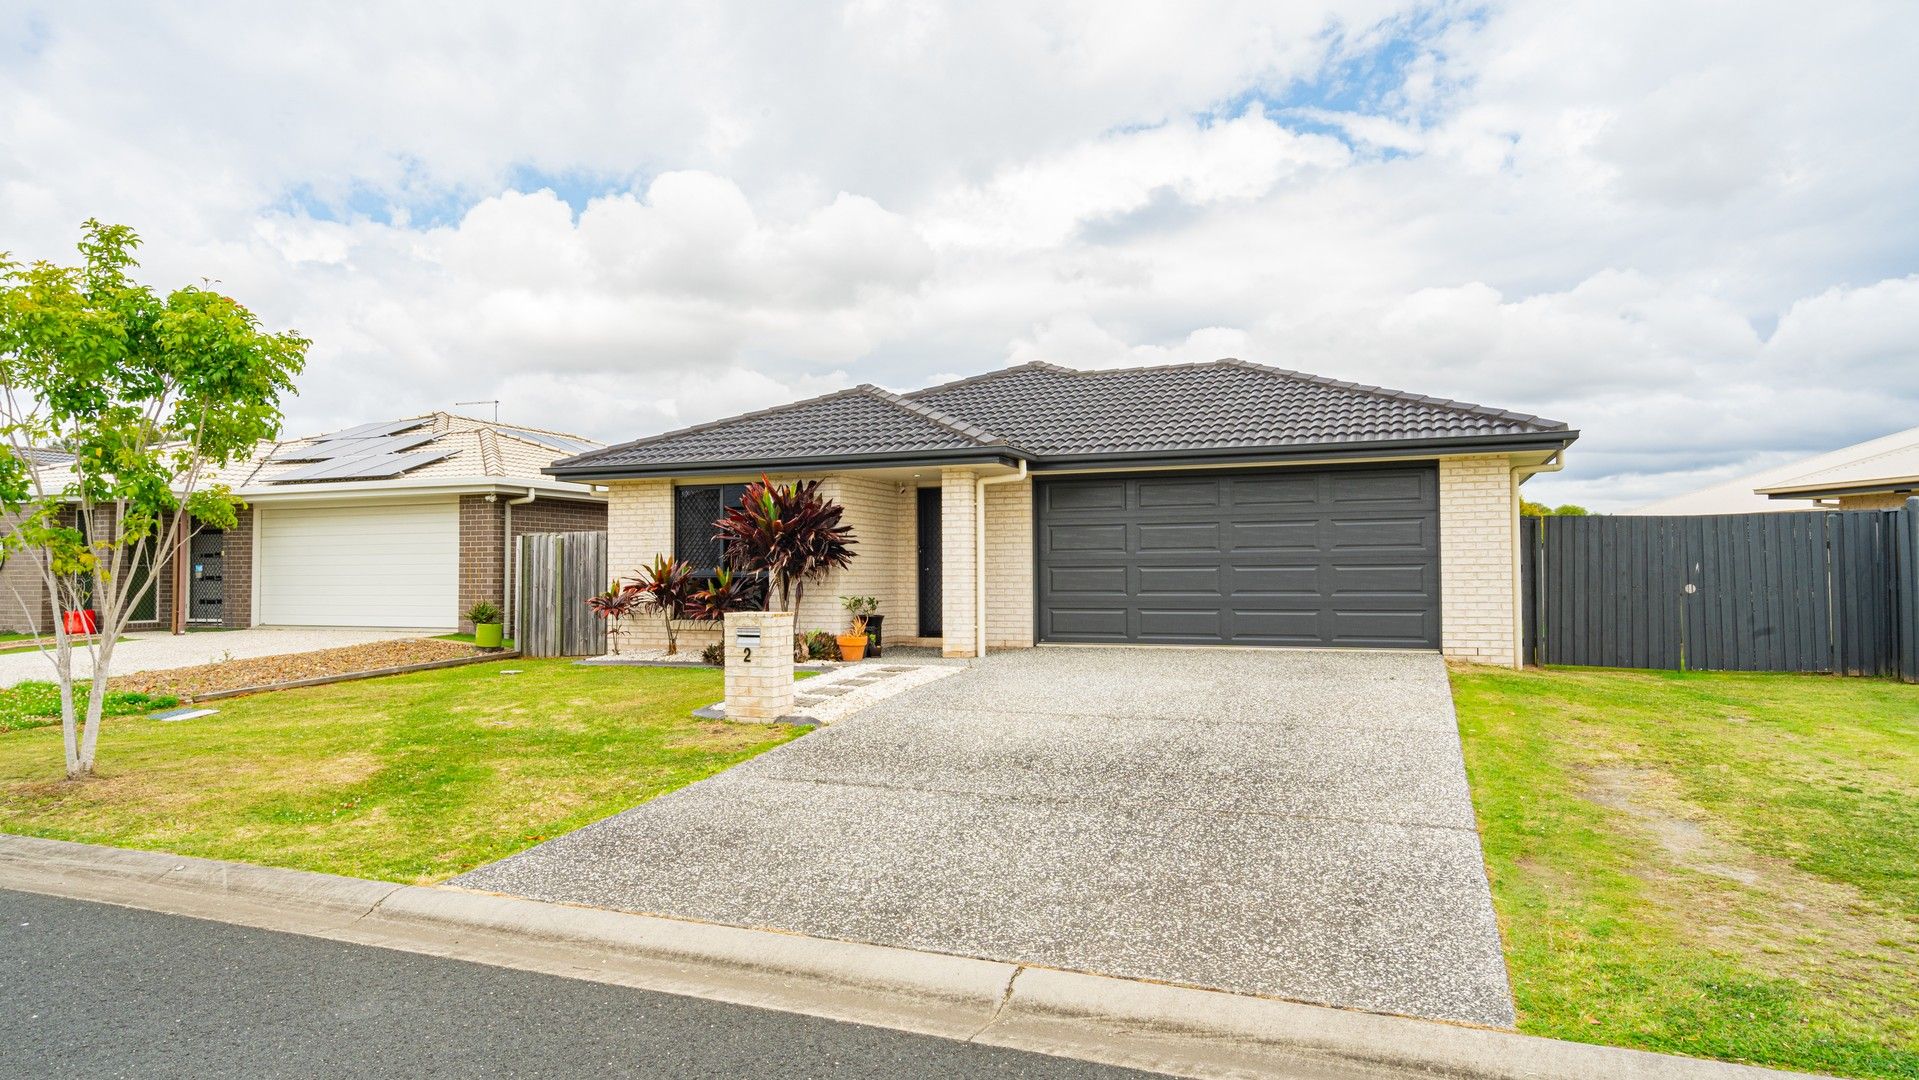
[974,461,1029,658]
[503,489,538,635]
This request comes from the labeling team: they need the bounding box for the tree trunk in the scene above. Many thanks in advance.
[77,659,110,776]
[791,581,808,661]
[57,636,80,779]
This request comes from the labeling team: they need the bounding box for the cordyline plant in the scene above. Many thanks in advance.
[586,580,641,654]
[714,476,856,659]
[0,220,307,779]
[680,566,763,623]
[626,554,699,654]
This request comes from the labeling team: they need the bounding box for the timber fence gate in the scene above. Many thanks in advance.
[1522,498,1918,681]
[515,530,608,658]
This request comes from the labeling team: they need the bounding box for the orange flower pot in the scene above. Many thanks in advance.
[835,634,867,661]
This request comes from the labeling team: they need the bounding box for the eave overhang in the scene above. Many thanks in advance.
[546,429,1577,482]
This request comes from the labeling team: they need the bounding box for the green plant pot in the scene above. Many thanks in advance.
[474,622,504,649]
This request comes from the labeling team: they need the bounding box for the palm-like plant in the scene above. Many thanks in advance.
[682,565,764,622]
[586,580,642,654]
[627,554,699,655]
[714,476,857,658]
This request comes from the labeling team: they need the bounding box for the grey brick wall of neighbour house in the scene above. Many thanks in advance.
[457,494,607,633]
[218,507,255,629]
[135,507,253,632]
[0,503,255,635]
[0,513,47,634]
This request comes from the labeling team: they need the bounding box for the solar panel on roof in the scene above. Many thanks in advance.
[264,417,453,484]
[499,428,598,453]
[269,448,456,483]
[271,431,438,463]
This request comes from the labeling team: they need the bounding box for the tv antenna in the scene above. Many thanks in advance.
[456,399,501,422]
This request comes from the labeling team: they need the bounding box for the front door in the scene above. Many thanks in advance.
[917,488,942,637]
[188,529,225,625]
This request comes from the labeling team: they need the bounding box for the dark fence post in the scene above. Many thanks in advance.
[1898,498,1919,683]
[1521,515,1541,666]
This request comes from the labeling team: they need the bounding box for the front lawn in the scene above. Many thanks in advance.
[1453,666,1919,1080]
[0,659,801,882]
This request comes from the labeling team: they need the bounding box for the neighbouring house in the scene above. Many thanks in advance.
[0,413,607,635]
[1626,424,1919,516]
[549,360,1578,667]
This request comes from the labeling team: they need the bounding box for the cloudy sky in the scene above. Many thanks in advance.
[3,2,1914,509]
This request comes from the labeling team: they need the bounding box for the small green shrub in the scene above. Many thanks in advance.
[0,681,182,734]
[804,629,840,661]
[700,642,725,667]
[465,600,503,625]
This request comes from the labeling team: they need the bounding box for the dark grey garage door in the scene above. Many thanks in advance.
[1036,465,1441,648]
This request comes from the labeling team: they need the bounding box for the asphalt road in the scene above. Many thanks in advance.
[0,889,1157,1080]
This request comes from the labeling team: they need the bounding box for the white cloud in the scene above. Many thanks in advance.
[1,0,1916,511]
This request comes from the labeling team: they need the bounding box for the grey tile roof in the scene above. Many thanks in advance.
[566,385,1010,469]
[552,360,1572,475]
[909,360,1567,457]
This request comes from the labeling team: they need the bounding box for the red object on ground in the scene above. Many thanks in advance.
[61,609,98,635]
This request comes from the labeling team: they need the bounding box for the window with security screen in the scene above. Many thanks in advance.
[673,484,748,574]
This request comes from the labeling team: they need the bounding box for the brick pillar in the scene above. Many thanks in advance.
[940,468,978,658]
[724,610,795,722]
[1439,455,1521,668]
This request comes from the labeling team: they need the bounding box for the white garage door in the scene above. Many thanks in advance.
[256,500,460,628]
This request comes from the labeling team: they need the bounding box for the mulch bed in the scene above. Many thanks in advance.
[111,639,489,700]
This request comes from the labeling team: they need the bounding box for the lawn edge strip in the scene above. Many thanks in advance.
[0,835,1824,1080]
[187,651,522,701]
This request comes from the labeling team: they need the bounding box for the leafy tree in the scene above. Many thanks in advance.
[0,221,307,779]
[1521,500,1591,517]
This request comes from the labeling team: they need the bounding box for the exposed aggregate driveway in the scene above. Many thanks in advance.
[455,647,1516,1028]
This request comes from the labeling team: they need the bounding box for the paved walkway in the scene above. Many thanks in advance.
[455,647,1515,1027]
[0,627,424,687]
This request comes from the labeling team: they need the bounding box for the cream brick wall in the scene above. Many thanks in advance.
[815,474,915,642]
[602,479,719,653]
[604,474,924,656]
[984,477,1034,649]
[940,467,980,657]
[1439,455,1521,668]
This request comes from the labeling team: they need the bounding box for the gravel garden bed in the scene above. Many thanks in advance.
[110,638,491,700]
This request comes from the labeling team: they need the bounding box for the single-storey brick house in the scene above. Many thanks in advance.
[1,413,607,635]
[550,360,1577,667]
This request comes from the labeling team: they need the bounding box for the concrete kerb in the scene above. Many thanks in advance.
[0,835,1827,1080]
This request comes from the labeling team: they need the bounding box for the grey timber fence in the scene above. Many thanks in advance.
[516,530,608,658]
[1522,498,1918,681]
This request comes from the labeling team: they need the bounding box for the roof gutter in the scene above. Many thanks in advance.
[547,432,1577,484]
[1025,431,1579,472]
[235,475,603,503]
[548,450,1028,482]
[1760,477,1919,500]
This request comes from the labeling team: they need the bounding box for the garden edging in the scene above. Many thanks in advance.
[186,650,521,701]
[0,835,1821,1080]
